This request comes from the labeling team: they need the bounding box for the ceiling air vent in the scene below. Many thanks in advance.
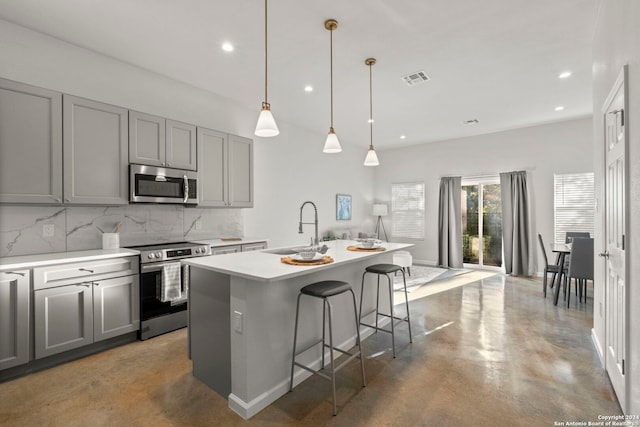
[401,70,430,86]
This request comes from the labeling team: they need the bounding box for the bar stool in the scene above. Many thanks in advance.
[359,264,412,358]
[289,280,366,416]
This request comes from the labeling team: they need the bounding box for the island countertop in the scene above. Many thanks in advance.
[182,239,413,282]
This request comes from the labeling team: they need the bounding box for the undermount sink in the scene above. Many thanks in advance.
[262,247,307,255]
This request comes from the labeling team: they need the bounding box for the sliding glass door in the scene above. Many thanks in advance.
[461,178,502,268]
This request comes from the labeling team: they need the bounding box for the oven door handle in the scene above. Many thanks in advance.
[141,264,166,273]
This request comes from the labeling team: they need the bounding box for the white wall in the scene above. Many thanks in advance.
[373,117,593,267]
[0,19,374,252]
[592,0,640,414]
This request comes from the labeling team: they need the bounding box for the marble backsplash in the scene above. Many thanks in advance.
[0,205,244,257]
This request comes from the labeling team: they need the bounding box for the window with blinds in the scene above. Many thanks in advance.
[391,182,425,239]
[554,172,595,244]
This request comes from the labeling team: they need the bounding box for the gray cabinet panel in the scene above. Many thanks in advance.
[93,275,140,342]
[35,284,93,359]
[197,127,227,207]
[228,134,253,208]
[211,245,241,255]
[0,270,29,370]
[0,78,62,204]
[166,120,197,170]
[63,95,128,205]
[241,242,267,252]
[129,111,165,166]
[34,257,138,290]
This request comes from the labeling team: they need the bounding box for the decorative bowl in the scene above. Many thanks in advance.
[297,250,317,260]
[361,239,376,248]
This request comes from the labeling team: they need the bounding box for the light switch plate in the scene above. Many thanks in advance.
[233,310,243,333]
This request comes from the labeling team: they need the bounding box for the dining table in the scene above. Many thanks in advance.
[551,242,572,305]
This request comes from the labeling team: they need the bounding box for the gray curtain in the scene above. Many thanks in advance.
[438,176,463,268]
[500,171,534,276]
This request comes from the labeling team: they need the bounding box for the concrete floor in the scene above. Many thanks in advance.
[0,273,621,426]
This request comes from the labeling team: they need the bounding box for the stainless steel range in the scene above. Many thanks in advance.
[130,241,211,340]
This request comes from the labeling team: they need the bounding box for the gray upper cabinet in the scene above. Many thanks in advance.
[0,78,63,204]
[0,270,30,371]
[130,111,197,171]
[228,134,253,208]
[197,129,253,208]
[197,127,227,207]
[63,95,129,205]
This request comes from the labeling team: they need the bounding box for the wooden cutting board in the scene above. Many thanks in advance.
[280,256,334,266]
[346,246,386,252]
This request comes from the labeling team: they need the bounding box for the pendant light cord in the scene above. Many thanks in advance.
[369,62,373,149]
[264,0,268,105]
[330,26,334,129]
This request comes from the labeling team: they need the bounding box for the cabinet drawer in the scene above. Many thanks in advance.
[34,256,139,290]
[211,245,241,255]
[241,242,267,252]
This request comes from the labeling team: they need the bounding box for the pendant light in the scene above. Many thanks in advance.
[254,0,279,137]
[363,58,379,166]
[323,19,342,153]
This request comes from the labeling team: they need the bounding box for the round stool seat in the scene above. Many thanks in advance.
[301,280,352,298]
[365,263,403,275]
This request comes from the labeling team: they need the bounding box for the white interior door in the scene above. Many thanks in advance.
[602,66,627,411]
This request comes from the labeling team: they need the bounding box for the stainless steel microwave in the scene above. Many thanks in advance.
[130,164,198,205]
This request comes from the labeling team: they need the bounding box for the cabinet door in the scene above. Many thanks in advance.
[197,127,228,207]
[63,95,128,205]
[34,284,93,359]
[0,270,29,370]
[93,275,140,342]
[0,78,62,204]
[166,119,197,170]
[129,111,165,167]
[228,134,253,207]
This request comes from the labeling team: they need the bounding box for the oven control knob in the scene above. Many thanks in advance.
[148,253,155,259]
[155,252,162,259]
[194,248,200,254]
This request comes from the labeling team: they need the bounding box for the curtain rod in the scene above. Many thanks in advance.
[439,168,536,181]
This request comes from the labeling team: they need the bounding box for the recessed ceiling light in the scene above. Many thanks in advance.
[555,106,565,111]
[304,85,313,92]
[400,135,406,140]
[222,42,234,52]
[463,119,479,124]
[368,119,374,123]
[558,71,572,79]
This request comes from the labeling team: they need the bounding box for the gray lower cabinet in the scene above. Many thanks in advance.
[0,270,30,371]
[33,256,140,359]
[0,78,63,204]
[241,242,267,252]
[197,128,253,208]
[63,95,129,205]
[211,245,241,255]
[34,283,93,359]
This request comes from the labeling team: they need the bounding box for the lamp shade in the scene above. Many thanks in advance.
[372,203,388,216]
[363,148,379,166]
[323,129,342,153]
[254,107,279,137]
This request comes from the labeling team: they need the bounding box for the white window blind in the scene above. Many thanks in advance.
[392,182,425,239]
[554,172,595,244]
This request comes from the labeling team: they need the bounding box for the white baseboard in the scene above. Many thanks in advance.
[591,328,605,368]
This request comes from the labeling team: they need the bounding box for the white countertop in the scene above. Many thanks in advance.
[191,237,268,248]
[183,240,413,282]
[0,248,140,271]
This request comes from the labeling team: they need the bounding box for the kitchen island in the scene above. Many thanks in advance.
[183,239,413,419]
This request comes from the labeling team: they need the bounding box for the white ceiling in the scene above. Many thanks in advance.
[0,0,597,150]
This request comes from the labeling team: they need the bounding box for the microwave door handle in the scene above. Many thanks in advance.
[183,175,189,204]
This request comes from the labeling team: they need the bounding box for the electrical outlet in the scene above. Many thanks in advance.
[233,310,243,333]
[42,224,55,237]
[195,220,202,231]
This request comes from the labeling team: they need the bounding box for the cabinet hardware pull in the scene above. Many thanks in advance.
[7,271,26,277]
[81,283,92,287]
[79,268,95,273]
[598,251,610,259]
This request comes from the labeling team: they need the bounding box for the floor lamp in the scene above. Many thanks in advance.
[372,203,389,241]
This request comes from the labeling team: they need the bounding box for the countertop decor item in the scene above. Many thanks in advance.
[280,255,334,266]
[347,245,385,252]
[254,0,279,137]
[322,19,342,153]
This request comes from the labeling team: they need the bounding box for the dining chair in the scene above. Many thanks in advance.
[566,237,594,307]
[563,232,591,295]
[537,233,563,298]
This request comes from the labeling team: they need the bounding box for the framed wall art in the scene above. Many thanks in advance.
[336,194,352,220]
